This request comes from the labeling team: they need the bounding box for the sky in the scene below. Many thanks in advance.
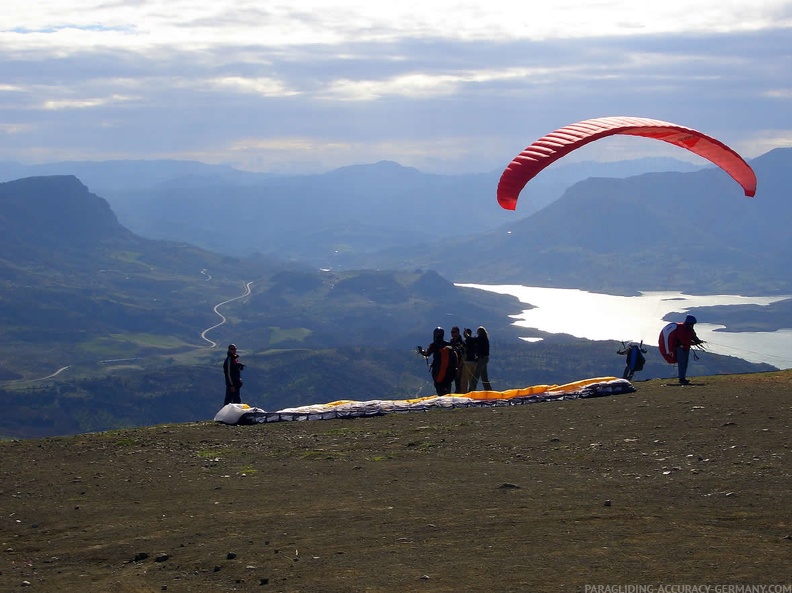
[2,1,791,174]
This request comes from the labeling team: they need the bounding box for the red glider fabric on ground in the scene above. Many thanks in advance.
[497,116,757,211]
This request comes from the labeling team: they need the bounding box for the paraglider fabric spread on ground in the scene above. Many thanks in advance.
[497,116,757,211]
[214,377,634,425]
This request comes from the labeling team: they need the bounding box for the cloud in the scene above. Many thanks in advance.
[742,129,792,156]
[7,1,792,44]
[0,1,790,172]
[42,94,135,110]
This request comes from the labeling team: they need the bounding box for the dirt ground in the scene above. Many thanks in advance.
[1,372,791,593]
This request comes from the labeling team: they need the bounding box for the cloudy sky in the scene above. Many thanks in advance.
[2,1,791,173]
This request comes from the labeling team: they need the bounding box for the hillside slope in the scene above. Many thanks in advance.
[2,371,790,592]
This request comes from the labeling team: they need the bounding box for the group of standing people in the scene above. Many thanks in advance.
[223,327,492,406]
[417,325,491,396]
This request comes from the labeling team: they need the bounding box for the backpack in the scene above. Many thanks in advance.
[432,345,459,384]
[658,322,681,364]
[627,344,646,371]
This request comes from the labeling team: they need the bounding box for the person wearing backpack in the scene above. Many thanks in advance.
[417,327,457,396]
[617,341,647,380]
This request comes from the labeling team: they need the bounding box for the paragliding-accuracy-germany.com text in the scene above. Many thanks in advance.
[584,586,791,593]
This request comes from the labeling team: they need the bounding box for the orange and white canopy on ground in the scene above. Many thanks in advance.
[214,377,633,424]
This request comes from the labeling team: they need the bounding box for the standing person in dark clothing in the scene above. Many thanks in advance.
[470,326,492,391]
[417,327,457,396]
[223,344,245,405]
[675,315,704,385]
[449,326,466,393]
[462,327,478,393]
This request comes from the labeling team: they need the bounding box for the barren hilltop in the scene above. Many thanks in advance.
[2,371,791,592]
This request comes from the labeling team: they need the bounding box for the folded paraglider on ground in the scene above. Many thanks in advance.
[214,377,635,425]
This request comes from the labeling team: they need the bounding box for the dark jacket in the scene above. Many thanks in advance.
[475,334,490,358]
[223,354,244,387]
[463,335,478,361]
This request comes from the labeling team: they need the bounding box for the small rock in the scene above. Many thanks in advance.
[132,552,149,562]
[260,578,269,585]
[227,552,237,560]
[155,553,169,562]
[499,483,520,489]
[604,500,612,507]
[21,581,31,587]
[420,575,430,580]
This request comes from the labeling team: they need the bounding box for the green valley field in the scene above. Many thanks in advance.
[1,371,791,592]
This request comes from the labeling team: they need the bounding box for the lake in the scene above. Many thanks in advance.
[456,284,792,370]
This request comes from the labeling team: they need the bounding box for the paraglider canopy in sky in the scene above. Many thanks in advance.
[496,116,757,211]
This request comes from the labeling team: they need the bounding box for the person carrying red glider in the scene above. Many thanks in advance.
[674,315,704,385]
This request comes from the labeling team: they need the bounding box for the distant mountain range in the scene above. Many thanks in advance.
[0,156,704,267]
[3,151,786,297]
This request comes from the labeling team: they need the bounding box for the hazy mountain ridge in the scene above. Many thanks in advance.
[0,159,273,190]
[0,156,706,266]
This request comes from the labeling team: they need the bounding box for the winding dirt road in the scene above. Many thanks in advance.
[200,280,253,348]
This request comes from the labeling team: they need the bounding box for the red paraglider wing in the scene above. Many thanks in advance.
[497,116,757,210]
